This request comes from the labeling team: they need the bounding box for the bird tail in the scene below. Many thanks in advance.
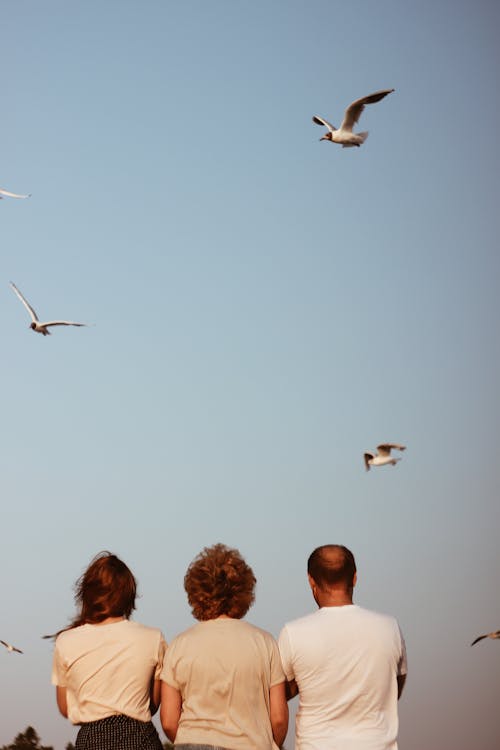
[358,131,369,143]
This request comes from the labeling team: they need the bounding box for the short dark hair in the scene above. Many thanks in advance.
[184,543,256,621]
[72,551,137,626]
[307,545,356,589]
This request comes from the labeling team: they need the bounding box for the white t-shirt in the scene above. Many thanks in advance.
[279,605,407,750]
[52,620,167,724]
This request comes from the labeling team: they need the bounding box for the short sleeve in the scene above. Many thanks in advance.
[397,626,408,676]
[278,626,295,682]
[269,635,286,687]
[160,639,180,689]
[154,632,168,680]
[51,641,67,687]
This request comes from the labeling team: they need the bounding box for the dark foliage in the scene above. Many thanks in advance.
[0,727,53,750]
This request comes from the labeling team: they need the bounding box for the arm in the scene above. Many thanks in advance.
[397,674,407,699]
[269,682,289,748]
[160,682,182,743]
[56,686,68,718]
[150,678,162,716]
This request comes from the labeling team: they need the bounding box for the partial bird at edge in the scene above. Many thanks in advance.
[471,630,500,646]
[0,187,31,199]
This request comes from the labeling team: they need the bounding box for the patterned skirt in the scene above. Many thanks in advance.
[75,715,163,750]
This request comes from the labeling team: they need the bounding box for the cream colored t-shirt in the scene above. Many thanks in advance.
[161,618,285,750]
[52,620,167,724]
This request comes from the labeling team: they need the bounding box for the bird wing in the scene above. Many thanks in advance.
[340,89,394,131]
[43,321,87,328]
[376,444,392,456]
[364,452,374,470]
[0,188,31,199]
[377,443,405,455]
[312,115,336,132]
[0,640,8,648]
[12,646,23,653]
[471,634,487,646]
[10,282,39,322]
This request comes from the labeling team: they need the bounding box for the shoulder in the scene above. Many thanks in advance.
[126,620,163,635]
[354,606,401,627]
[240,619,275,638]
[55,624,88,647]
[280,609,322,636]
[124,620,166,644]
[167,622,202,648]
[352,606,404,641]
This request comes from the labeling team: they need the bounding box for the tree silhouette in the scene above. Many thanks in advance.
[0,727,53,750]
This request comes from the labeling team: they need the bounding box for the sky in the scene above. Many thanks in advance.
[1,1,499,748]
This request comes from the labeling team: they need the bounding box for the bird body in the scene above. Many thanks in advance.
[1,639,23,654]
[0,187,31,199]
[471,630,500,646]
[364,443,406,471]
[10,282,88,335]
[313,89,394,147]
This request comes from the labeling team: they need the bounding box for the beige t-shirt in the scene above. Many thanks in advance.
[52,620,167,724]
[161,618,285,750]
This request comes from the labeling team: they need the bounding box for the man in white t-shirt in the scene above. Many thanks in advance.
[278,545,407,750]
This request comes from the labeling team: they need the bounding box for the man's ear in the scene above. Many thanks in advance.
[353,572,357,587]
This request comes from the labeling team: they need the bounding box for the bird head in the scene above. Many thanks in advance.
[30,322,36,330]
[320,133,333,142]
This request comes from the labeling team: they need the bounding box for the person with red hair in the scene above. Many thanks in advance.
[51,551,167,750]
[160,543,288,750]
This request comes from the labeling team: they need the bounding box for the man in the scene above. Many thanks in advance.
[278,545,407,750]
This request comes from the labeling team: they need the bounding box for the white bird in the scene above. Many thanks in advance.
[10,282,88,336]
[0,187,31,199]
[471,630,500,646]
[313,89,394,147]
[1,639,23,654]
[364,443,406,471]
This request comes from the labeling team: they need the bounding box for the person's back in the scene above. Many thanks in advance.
[164,618,283,749]
[279,545,407,750]
[51,551,166,750]
[54,619,165,724]
[160,543,288,750]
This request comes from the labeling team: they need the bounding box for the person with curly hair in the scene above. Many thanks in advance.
[160,543,288,750]
[51,551,167,750]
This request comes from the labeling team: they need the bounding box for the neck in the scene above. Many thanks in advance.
[94,616,126,626]
[315,589,354,608]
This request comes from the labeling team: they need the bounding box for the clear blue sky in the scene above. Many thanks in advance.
[1,1,499,748]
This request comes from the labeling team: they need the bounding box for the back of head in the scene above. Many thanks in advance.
[307,545,356,591]
[184,543,256,621]
[74,551,137,625]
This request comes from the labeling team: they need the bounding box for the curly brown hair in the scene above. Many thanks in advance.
[184,543,256,621]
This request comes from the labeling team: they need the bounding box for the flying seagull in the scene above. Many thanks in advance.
[313,89,394,147]
[471,630,500,646]
[364,443,406,471]
[10,282,88,336]
[0,187,31,199]
[1,640,23,654]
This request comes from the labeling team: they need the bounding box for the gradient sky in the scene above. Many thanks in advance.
[1,2,499,748]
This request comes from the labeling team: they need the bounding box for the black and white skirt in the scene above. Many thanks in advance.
[75,715,163,750]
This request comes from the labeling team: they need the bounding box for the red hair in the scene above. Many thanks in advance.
[71,551,137,626]
[184,543,256,621]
